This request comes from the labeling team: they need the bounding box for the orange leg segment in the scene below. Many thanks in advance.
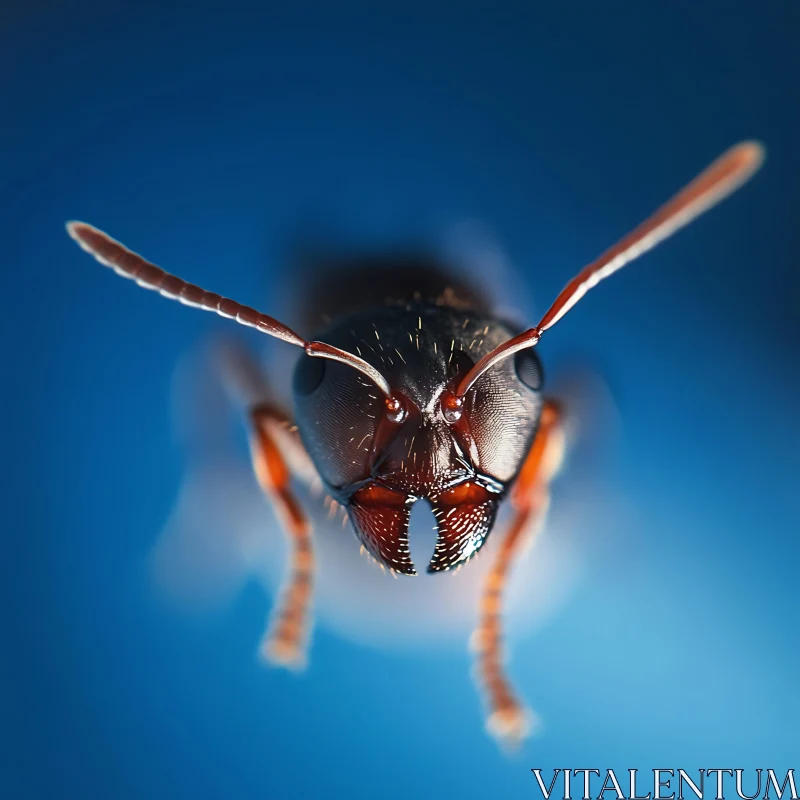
[249,402,315,670]
[472,399,565,744]
[217,341,317,669]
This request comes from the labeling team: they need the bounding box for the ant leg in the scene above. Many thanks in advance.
[218,343,317,669]
[249,402,316,669]
[472,400,566,744]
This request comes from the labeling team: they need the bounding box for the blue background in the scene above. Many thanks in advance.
[3,2,798,798]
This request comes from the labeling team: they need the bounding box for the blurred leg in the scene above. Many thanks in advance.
[249,402,315,668]
[218,340,317,669]
[473,400,565,744]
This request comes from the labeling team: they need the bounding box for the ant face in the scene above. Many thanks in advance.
[292,305,544,573]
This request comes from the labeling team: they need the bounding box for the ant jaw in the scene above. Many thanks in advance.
[348,484,417,575]
[428,482,500,572]
[346,477,501,575]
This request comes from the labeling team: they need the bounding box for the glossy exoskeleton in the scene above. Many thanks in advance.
[293,293,544,575]
[67,142,763,744]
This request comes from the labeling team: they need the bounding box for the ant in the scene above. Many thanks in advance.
[67,141,763,744]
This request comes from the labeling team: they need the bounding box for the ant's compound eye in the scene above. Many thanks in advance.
[514,350,543,391]
[293,354,327,396]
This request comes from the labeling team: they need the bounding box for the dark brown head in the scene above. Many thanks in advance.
[292,303,544,574]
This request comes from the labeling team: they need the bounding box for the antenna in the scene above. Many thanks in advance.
[455,141,765,399]
[67,221,396,402]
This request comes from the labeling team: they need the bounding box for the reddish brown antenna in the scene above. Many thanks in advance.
[66,222,396,401]
[455,141,765,399]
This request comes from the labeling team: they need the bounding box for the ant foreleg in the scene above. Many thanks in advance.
[472,400,566,745]
[218,342,317,669]
[248,402,316,669]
